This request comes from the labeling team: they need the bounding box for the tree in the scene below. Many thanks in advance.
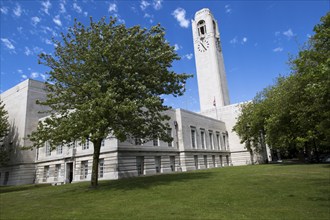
[28,17,191,188]
[0,100,10,165]
[233,12,330,161]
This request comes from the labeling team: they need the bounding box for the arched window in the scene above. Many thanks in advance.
[197,20,206,36]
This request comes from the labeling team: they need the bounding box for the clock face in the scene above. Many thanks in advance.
[197,39,210,52]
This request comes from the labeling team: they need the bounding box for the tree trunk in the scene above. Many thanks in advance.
[91,139,102,188]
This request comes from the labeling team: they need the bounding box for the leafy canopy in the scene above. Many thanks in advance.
[233,12,330,158]
[28,17,191,187]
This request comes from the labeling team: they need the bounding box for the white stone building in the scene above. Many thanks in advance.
[0,8,266,186]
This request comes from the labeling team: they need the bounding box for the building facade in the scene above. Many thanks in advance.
[0,8,265,186]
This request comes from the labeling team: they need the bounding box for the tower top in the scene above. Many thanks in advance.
[194,8,214,19]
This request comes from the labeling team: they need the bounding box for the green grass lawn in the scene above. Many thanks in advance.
[1,164,329,220]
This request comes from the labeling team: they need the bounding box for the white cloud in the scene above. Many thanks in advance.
[53,15,62,26]
[273,47,283,52]
[275,31,280,36]
[17,69,23,74]
[184,53,193,60]
[1,38,15,50]
[17,27,23,33]
[24,47,33,56]
[41,1,52,15]
[230,36,238,44]
[13,3,22,17]
[33,46,44,54]
[21,74,28,79]
[225,5,232,14]
[44,38,53,45]
[31,17,41,26]
[1,7,9,14]
[59,3,66,13]
[83,12,88,17]
[113,14,125,24]
[174,44,181,51]
[283,29,294,39]
[40,74,47,81]
[153,0,163,10]
[144,13,154,23]
[140,0,150,11]
[241,37,247,44]
[108,3,117,13]
[30,72,39,79]
[172,8,189,28]
[73,3,82,13]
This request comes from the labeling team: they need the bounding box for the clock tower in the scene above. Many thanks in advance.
[192,8,230,112]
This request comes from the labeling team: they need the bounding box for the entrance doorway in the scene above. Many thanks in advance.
[66,162,73,183]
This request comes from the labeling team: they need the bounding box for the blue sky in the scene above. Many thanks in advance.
[1,0,329,112]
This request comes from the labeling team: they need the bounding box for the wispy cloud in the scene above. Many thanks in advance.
[73,3,82,13]
[53,15,62,26]
[31,17,41,27]
[24,47,33,56]
[59,3,66,13]
[0,7,9,15]
[1,38,15,50]
[140,0,150,11]
[241,37,247,44]
[41,1,52,15]
[225,5,232,14]
[283,28,294,39]
[144,13,154,23]
[108,3,117,13]
[30,72,39,79]
[13,3,22,17]
[230,36,238,44]
[21,74,28,79]
[184,53,193,60]
[174,43,181,51]
[273,47,283,52]
[172,8,189,28]
[153,0,163,10]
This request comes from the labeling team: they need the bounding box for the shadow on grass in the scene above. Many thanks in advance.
[0,184,51,194]
[97,170,213,191]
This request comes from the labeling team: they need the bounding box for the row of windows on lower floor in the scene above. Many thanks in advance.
[42,155,231,182]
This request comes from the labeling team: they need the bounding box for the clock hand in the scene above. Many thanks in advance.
[200,41,207,50]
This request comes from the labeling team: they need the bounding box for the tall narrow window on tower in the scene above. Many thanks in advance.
[197,20,206,36]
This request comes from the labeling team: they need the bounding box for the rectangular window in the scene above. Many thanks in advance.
[82,138,89,150]
[219,155,223,167]
[216,133,220,150]
[153,138,159,147]
[204,155,208,168]
[209,131,214,150]
[191,128,196,149]
[99,159,104,178]
[136,156,144,176]
[212,155,216,167]
[45,142,51,156]
[200,129,205,149]
[54,164,61,181]
[194,155,199,170]
[81,161,88,179]
[226,155,230,166]
[222,134,226,151]
[170,156,175,172]
[155,156,161,173]
[43,166,49,182]
[167,128,173,147]
[4,172,9,185]
[56,145,63,155]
